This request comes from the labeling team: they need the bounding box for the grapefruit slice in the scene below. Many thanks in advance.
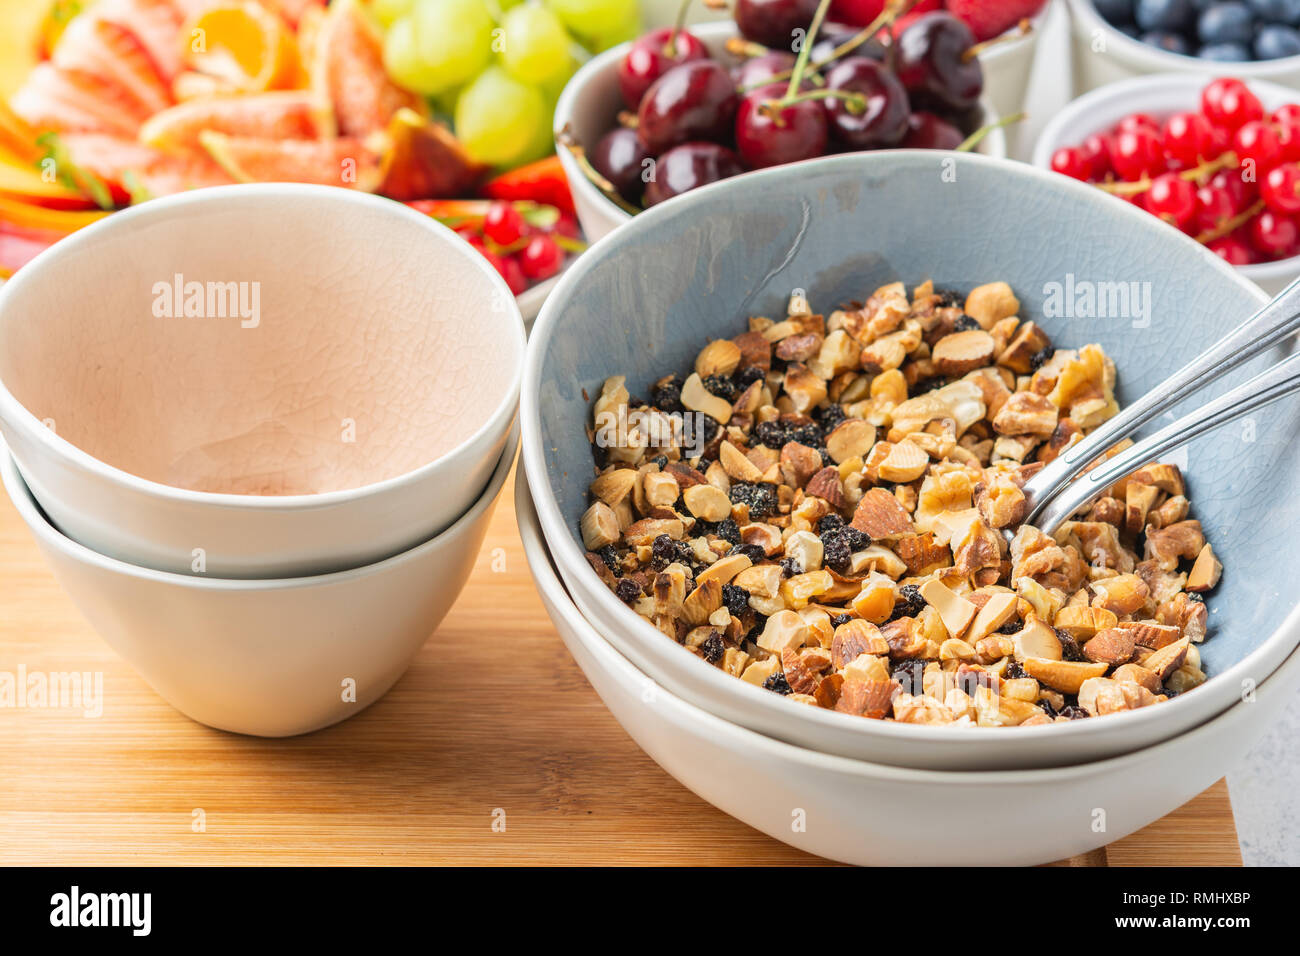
[9,63,147,137]
[183,1,304,92]
[53,14,173,116]
[199,130,383,190]
[94,0,185,83]
[311,0,420,139]
[140,91,334,153]
[376,108,486,202]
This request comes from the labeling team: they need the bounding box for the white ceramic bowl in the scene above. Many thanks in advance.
[0,184,525,578]
[554,20,1008,244]
[0,422,517,737]
[1067,0,1300,93]
[1031,73,1300,295]
[517,465,1299,865]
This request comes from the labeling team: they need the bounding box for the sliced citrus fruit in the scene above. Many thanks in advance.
[53,14,173,116]
[184,1,304,92]
[259,0,326,27]
[94,0,186,83]
[199,129,383,190]
[9,63,147,137]
[376,107,485,202]
[0,148,96,209]
[310,0,420,138]
[140,90,333,153]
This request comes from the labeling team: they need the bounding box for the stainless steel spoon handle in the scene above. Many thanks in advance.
[1022,274,1300,525]
[1031,347,1300,534]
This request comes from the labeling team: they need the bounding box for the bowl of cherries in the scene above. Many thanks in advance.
[1033,72,1300,293]
[554,0,1014,242]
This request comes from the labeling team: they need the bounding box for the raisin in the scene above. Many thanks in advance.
[650,535,678,571]
[997,617,1022,634]
[936,289,962,307]
[753,419,787,449]
[892,584,927,620]
[651,454,668,468]
[780,557,801,577]
[1186,592,1204,603]
[729,481,778,518]
[1029,347,1054,372]
[818,514,846,534]
[813,402,847,432]
[651,375,684,413]
[614,578,641,604]
[763,670,793,695]
[788,421,824,447]
[736,543,767,565]
[1059,704,1089,720]
[713,518,741,544]
[823,534,852,574]
[953,314,981,332]
[596,545,621,576]
[1004,660,1028,680]
[1056,628,1085,662]
[701,632,725,664]
[735,365,766,388]
[842,527,870,551]
[692,414,721,447]
[816,446,834,467]
[1038,698,1059,719]
[831,614,852,627]
[703,374,738,402]
[909,376,948,397]
[891,659,926,695]
[744,614,768,647]
[722,584,750,617]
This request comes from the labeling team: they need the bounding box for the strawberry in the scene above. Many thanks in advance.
[831,0,938,27]
[944,0,1046,42]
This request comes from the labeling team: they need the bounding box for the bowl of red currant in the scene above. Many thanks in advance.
[553,3,1015,243]
[1033,72,1300,293]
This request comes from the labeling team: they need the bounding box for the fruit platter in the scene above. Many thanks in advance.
[0,0,630,316]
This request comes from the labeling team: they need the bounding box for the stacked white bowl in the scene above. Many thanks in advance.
[0,184,525,736]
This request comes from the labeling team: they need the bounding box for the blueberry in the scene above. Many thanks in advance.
[1135,0,1196,31]
[1255,22,1300,55]
[1198,2,1258,45]
[1199,39,1255,56]
[1141,29,1192,51]
[1095,0,1138,23]
[1247,0,1300,22]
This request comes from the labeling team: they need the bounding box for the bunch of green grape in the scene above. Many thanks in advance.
[374,0,640,169]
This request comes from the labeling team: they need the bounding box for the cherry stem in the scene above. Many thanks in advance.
[762,88,869,119]
[760,0,920,90]
[784,0,835,101]
[955,111,1026,152]
[1196,199,1266,245]
[725,36,769,58]
[665,0,693,58]
[1097,153,1236,195]
[554,128,641,216]
[962,18,1033,63]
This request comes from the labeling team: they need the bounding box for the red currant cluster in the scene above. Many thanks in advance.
[1050,77,1300,267]
[582,0,1016,211]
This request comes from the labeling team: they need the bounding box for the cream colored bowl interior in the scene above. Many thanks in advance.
[0,188,516,496]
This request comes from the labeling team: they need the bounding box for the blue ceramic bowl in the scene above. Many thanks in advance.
[522,151,1300,771]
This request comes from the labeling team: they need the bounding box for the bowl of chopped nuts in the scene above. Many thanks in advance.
[521,148,1300,771]
[517,464,1300,864]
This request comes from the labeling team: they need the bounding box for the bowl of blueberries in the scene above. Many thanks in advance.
[1069,0,1300,92]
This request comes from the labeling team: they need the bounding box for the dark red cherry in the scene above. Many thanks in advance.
[637,60,739,155]
[644,142,744,206]
[732,50,797,90]
[735,82,829,168]
[895,12,983,113]
[617,27,708,111]
[734,0,820,51]
[899,110,963,150]
[590,127,653,203]
[823,56,909,149]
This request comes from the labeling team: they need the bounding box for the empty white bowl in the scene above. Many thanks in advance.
[553,20,1008,245]
[0,184,525,578]
[1031,73,1300,295]
[0,422,518,737]
[517,465,1299,865]
[1066,0,1300,93]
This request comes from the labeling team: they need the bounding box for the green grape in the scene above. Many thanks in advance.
[499,4,571,84]
[543,0,638,40]
[383,15,448,94]
[580,7,641,52]
[537,52,578,103]
[455,65,548,167]
[408,0,494,95]
[371,0,415,27]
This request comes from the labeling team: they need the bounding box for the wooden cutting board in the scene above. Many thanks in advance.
[0,466,1240,866]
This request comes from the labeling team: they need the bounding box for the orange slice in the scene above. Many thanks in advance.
[183,1,303,92]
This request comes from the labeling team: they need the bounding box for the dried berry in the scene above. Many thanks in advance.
[953,314,981,332]
[1004,660,1028,680]
[701,632,725,664]
[651,375,684,413]
[831,614,852,627]
[754,418,822,450]
[818,514,846,534]
[729,481,778,518]
[735,365,766,388]
[596,545,621,576]
[936,289,962,307]
[816,446,834,467]
[780,557,801,577]
[615,578,642,604]
[1059,704,1089,720]
[1056,628,1085,662]
[1186,592,1204,603]
[651,534,694,571]
[1029,347,1054,373]
[823,534,852,574]
[651,454,668,468]
[997,617,1022,635]
[841,527,870,551]
[763,670,793,695]
[909,376,948,397]
[813,402,847,432]
[744,613,768,647]
[1037,698,1059,719]
[703,374,738,402]
[722,583,750,617]
[891,659,926,695]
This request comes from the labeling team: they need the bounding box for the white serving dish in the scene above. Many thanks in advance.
[517,464,1300,866]
[554,20,1008,244]
[1031,73,1300,295]
[0,423,517,737]
[0,184,525,578]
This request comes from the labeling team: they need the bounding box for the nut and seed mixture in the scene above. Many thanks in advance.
[580,280,1221,727]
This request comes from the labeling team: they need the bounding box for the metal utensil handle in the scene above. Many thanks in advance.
[1032,348,1300,534]
[1023,274,1300,524]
